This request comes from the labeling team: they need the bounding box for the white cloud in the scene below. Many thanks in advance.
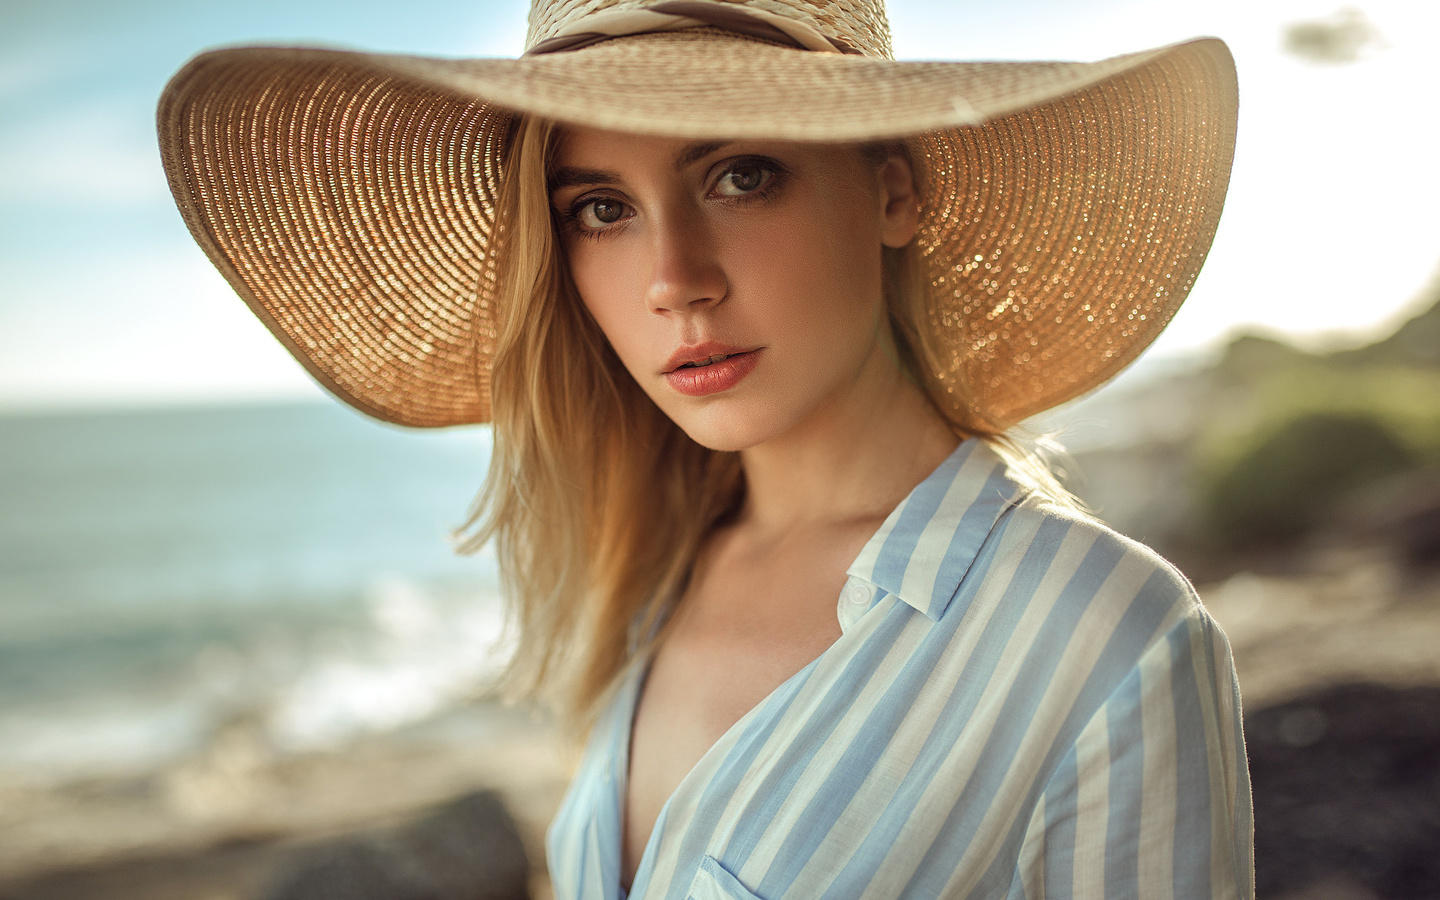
[0,38,76,103]
[0,97,170,207]
[0,244,321,409]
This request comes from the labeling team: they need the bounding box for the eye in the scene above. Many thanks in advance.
[715,162,773,197]
[576,197,629,230]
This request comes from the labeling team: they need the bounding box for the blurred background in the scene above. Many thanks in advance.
[2,0,1438,898]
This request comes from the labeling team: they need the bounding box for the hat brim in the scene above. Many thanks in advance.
[158,31,1237,427]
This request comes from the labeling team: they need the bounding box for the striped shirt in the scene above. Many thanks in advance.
[548,439,1254,899]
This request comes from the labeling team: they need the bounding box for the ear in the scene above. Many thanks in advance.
[877,150,921,249]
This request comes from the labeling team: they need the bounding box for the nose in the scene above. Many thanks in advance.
[644,205,728,315]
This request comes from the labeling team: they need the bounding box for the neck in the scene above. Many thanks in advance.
[735,351,960,535]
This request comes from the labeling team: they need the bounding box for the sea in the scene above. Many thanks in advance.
[0,362,1190,790]
[0,401,508,785]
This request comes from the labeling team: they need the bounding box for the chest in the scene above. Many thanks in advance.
[621,528,862,884]
[630,573,844,789]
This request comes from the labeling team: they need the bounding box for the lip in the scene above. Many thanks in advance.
[662,343,762,397]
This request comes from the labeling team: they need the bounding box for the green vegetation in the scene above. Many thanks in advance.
[1195,291,1440,549]
[1201,363,1440,471]
[1203,412,1414,547]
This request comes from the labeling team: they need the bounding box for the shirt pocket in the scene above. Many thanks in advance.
[685,855,766,900]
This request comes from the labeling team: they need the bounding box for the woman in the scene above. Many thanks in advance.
[158,0,1253,896]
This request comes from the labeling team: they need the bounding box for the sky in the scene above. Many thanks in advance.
[1,0,1438,412]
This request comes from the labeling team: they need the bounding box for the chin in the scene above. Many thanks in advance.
[670,418,757,453]
[664,403,794,454]
[682,430,756,454]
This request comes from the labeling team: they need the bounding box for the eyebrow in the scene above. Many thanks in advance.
[674,140,730,170]
[548,140,735,192]
[548,166,616,191]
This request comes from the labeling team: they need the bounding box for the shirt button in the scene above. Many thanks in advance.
[844,581,875,608]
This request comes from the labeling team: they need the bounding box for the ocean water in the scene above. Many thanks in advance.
[0,402,507,782]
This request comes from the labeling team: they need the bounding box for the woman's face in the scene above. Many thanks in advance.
[550,126,919,453]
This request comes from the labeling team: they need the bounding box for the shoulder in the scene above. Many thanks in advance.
[948,493,1242,753]
[961,490,1212,686]
[988,490,1199,616]
[856,437,1206,655]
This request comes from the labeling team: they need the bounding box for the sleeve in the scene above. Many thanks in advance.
[1009,606,1254,900]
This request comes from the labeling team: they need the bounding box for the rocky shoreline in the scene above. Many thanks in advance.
[0,702,569,900]
[3,547,1437,900]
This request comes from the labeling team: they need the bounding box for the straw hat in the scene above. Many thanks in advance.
[157,0,1237,429]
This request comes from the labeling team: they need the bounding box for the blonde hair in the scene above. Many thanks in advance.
[462,117,742,732]
[463,117,1067,735]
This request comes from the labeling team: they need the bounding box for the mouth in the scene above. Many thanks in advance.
[674,353,739,370]
[663,347,762,397]
[663,344,758,374]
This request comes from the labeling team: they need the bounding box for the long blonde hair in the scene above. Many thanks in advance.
[462,117,742,731]
[463,117,1057,734]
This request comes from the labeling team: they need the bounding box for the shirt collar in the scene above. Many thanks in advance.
[846,438,1026,622]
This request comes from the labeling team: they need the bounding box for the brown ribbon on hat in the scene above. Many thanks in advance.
[527,0,861,55]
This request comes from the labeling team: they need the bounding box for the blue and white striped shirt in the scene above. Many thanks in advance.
[548,439,1253,899]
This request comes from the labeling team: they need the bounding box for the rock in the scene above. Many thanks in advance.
[1248,683,1440,899]
[259,790,528,900]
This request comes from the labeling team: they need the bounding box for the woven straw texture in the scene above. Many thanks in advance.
[158,9,1236,428]
[528,0,893,58]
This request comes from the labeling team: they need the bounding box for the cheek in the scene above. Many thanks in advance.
[747,209,884,325]
[567,246,650,369]
[567,243,619,321]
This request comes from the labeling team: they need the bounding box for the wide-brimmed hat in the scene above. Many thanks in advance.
[158,0,1237,429]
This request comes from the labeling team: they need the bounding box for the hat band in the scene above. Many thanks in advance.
[526,0,861,56]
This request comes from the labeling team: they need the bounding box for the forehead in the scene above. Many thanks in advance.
[549,125,868,186]
[551,128,727,185]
